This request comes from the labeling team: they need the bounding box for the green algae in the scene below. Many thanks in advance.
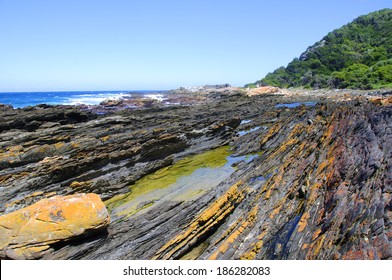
[105,146,231,213]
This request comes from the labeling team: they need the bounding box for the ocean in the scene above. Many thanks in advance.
[0,90,166,108]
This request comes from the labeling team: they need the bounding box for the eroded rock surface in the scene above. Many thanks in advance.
[0,89,391,259]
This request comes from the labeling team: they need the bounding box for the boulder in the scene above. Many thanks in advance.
[0,193,110,259]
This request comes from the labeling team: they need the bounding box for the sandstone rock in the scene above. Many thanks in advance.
[247,86,281,96]
[0,193,109,259]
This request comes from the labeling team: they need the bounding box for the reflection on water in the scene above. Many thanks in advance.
[275,101,317,108]
[105,146,258,219]
[240,119,252,125]
[238,126,261,136]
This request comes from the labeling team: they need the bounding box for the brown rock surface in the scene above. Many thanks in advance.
[0,193,109,259]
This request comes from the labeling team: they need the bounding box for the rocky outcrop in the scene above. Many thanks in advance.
[0,101,243,216]
[199,100,392,260]
[0,104,95,133]
[246,86,281,96]
[0,193,109,259]
[0,89,391,260]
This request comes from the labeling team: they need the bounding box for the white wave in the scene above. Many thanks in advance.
[64,92,128,105]
[144,94,165,101]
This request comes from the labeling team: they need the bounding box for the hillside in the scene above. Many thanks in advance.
[247,8,392,89]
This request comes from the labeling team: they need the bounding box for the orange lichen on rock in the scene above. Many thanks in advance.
[247,86,281,96]
[307,182,323,205]
[260,123,283,147]
[0,193,110,259]
[305,234,326,259]
[316,158,334,174]
[208,205,259,259]
[70,180,93,191]
[152,181,246,260]
[0,145,24,162]
[382,95,392,105]
[239,240,264,260]
[269,198,286,219]
[100,135,110,142]
[297,212,310,232]
[239,225,269,260]
[266,138,299,161]
[369,96,392,106]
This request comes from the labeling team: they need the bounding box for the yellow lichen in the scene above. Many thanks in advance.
[70,180,93,191]
[152,181,245,260]
[297,212,310,232]
[239,240,264,260]
[54,142,65,149]
[0,193,110,259]
[208,205,259,260]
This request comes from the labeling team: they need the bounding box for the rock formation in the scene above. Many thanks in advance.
[0,193,109,259]
[0,89,391,259]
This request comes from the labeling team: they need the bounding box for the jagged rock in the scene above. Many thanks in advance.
[99,99,124,107]
[0,89,391,260]
[0,104,13,111]
[0,193,109,259]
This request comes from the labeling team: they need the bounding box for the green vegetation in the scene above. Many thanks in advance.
[246,9,392,89]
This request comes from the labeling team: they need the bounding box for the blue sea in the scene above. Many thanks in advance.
[0,90,166,108]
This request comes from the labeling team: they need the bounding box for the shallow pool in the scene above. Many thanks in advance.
[105,146,258,219]
[275,101,317,108]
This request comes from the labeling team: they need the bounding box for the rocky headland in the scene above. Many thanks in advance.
[0,87,391,259]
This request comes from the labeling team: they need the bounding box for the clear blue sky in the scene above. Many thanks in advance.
[0,0,390,91]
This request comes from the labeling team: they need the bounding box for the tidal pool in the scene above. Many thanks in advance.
[275,101,317,108]
[240,119,252,125]
[238,126,261,136]
[105,146,257,219]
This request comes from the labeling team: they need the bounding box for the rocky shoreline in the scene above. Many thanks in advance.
[0,87,391,259]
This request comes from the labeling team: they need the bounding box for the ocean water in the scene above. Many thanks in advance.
[0,90,165,108]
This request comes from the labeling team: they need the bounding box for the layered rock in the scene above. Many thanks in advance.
[0,101,243,215]
[0,193,109,259]
[198,101,392,260]
[0,89,391,260]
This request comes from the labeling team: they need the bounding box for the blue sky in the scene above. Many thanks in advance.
[0,0,390,91]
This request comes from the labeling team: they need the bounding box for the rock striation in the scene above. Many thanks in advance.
[0,89,391,259]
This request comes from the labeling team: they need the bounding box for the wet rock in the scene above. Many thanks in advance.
[0,193,109,259]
